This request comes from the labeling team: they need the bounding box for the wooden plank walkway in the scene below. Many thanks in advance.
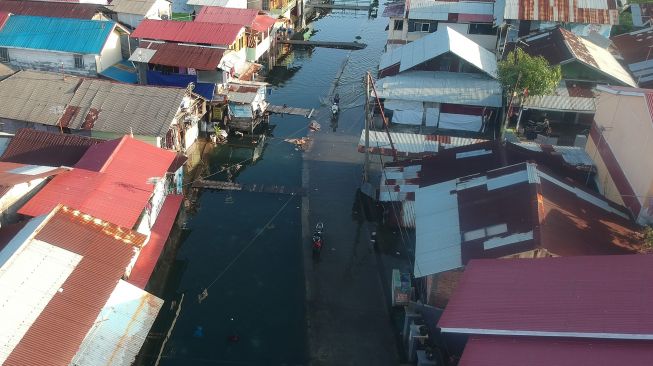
[310,3,370,10]
[193,180,305,196]
[267,104,315,117]
[278,39,367,50]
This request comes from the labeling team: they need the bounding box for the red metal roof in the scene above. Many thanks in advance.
[439,255,653,338]
[460,335,653,366]
[128,194,183,289]
[0,0,103,19]
[4,205,146,366]
[18,136,176,228]
[0,129,103,167]
[131,19,243,46]
[251,14,276,32]
[148,42,225,70]
[195,6,257,26]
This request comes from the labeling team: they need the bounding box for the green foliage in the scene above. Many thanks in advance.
[497,48,562,97]
[642,226,653,252]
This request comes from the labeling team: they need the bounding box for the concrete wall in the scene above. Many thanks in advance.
[247,35,271,62]
[135,178,167,236]
[183,119,199,151]
[97,30,123,72]
[388,20,497,51]
[7,48,97,76]
[586,91,653,224]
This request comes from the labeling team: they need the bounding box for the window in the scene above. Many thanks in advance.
[468,23,496,35]
[0,48,8,63]
[74,54,84,69]
[420,22,429,32]
[393,19,403,31]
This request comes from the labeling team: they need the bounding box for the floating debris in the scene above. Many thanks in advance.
[284,137,311,151]
[309,121,321,131]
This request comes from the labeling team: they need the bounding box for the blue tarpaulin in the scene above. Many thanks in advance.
[146,70,215,100]
[229,103,253,118]
[99,60,137,84]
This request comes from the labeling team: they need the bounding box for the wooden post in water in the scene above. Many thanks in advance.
[363,72,371,182]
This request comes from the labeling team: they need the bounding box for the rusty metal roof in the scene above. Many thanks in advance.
[414,162,642,277]
[195,6,257,26]
[0,128,102,167]
[131,19,243,46]
[147,42,225,70]
[611,28,653,87]
[498,0,619,24]
[63,78,187,137]
[522,27,637,87]
[439,255,653,338]
[0,205,146,366]
[0,0,104,19]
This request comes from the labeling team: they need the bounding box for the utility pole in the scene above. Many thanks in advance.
[363,72,370,182]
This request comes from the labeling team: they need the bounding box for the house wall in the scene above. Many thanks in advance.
[117,0,171,28]
[135,178,167,236]
[0,118,62,135]
[183,119,199,151]
[246,35,271,62]
[97,30,123,72]
[6,48,97,76]
[391,20,497,51]
[0,178,50,227]
[586,91,653,224]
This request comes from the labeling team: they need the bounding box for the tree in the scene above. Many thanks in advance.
[497,48,562,97]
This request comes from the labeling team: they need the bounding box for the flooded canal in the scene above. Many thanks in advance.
[153,3,390,365]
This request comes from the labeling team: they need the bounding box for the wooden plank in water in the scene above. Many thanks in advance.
[267,104,313,117]
[311,3,370,10]
[278,39,367,50]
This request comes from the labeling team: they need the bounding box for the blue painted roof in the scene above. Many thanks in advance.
[99,60,137,84]
[0,15,115,54]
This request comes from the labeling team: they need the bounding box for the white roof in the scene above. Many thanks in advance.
[0,237,83,364]
[514,142,594,167]
[128,47,158,63]
[408,0,494,21]
[414,180,461,277]
[376,71,502,107]
[360,130,439,155]
[379,26,498,79]
[186,0,247,8]
[71,280,164,366]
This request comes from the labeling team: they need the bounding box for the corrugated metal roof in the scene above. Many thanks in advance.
[186,0,245,6]
[195,6,257,26]
[0,15,116,54]
[380,26,498,78]
[523,95,596,112]
[148,42,224,70]
[70,280,163,366]
[0,0,104,19]
[358,130,438,157]
[1,205,146,366]
[252,14,276,32]
[0,128,102,167]
[376,71,502,107]
[0,70,81,127]
[524,27,637,87]
[414,162,640,277]
[382,1,404,17]
[407,0,494,21]
[499,0,619,24]
[131,19,243,46]
[227,83,263,103]
[611,28,653,86]
[439,255,653,338]
[128,46,157,63]
[460,335,653,366]
[110,0,158,15]
[128,194,182,289]
[19,136,177,228]
[0,161,65,187]
[64,78,187,137]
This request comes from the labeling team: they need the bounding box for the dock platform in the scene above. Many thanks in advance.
[267,104,315,117]
[193,180,305,196]
[278,39,367,50]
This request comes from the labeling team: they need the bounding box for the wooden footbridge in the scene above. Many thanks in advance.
[278,39,367,50]
[267,104,315,117]
[193,180,305,196]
